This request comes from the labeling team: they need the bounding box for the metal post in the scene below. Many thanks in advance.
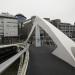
[17,54,24,75]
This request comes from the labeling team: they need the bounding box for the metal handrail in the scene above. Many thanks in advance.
[0,43,23,48]
[0,44,29,74]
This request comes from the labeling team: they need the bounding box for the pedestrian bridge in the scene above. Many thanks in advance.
[0,16,75,75]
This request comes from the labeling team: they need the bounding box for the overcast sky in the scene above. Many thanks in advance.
[0,0,75,24]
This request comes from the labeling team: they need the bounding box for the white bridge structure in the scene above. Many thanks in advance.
[0,16,75,75]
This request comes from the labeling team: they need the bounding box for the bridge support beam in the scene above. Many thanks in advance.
[35,25,41,47]
[33,16,75,67]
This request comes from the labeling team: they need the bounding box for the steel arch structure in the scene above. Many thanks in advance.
[26,16,75,67]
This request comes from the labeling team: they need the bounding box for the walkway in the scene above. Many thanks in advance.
[26,46,75,75]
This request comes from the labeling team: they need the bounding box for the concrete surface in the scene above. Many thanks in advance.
[26,46,75,75]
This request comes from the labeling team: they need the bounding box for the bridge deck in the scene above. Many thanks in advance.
[26,46,75,75]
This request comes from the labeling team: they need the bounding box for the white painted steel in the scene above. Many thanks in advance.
[32,16,75,67]
[23,19,31,24]
[21,47,29,75]
[0,43,24,49]
[17,54,24,75]
[35,25,41,47]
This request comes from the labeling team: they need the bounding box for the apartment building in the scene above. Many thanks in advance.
[51,19,75,41]
[0,13,18,44]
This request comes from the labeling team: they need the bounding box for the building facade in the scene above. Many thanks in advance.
[0,13,18,44]
[50,19,75,41]
[15,14,27,41]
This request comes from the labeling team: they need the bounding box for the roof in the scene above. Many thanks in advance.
[15,14,27,19]
[0,13,17,19]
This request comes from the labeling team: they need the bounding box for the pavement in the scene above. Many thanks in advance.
[26,46,75,75]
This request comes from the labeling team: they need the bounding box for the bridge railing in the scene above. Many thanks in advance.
[0,43,30,74]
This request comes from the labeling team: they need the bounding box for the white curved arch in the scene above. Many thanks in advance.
[29,16,75,67]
